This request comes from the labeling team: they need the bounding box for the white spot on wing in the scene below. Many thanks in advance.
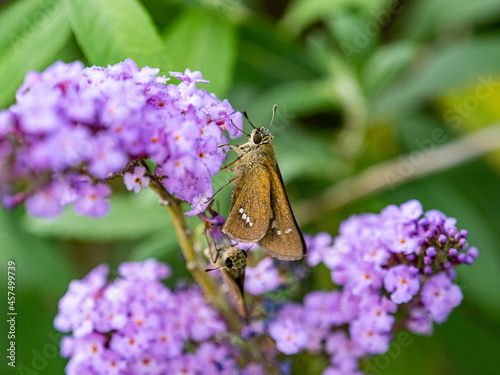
[246,216,250,223]
[285,228,292,234]
[249,222,253,227]
[271,220,277,229]
[242,213,247,220]
[239,208,243,213]
[277,199,280,203]
[277,230,282,235]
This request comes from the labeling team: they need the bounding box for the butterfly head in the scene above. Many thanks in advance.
[250,127,274,146]
[224,247,248,270]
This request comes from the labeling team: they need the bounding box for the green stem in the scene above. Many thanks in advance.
[142,163,241,332]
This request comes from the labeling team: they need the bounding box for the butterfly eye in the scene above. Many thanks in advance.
[253,131,263,144]
[225,257,234,269]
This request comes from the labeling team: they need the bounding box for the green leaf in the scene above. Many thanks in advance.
[371,36,500,119]
[0,210,76,294]
[274,126,345,183]
[128,229,193,286]
[0,0,71,108]
[360,41,418,99]
[0,209,75,373]
[280,0,346,36]
[22,190,175,241]
[438,307,500,375]
[237,80,338,121]
[236,19,321,88]
[163,8,236,97]
[280,0,388,37]
[400,0,500,40]
[68,0,171,72]
[127,230,178,261]
[0,0,52,58]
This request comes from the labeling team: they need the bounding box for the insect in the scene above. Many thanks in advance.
[205,232,247,319]
[221,105,306,261]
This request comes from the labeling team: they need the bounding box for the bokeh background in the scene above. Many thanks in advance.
[1,0,500,374]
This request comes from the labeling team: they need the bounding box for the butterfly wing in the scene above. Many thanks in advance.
[218,246,247,319]
[221,266,247,319]
[258,157,306,260]
[222,162,271,243]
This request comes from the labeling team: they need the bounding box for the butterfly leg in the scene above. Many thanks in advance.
[218,144,240,150]
[219,143,247,157]
[220,155,242,171]
[204,176,239,204]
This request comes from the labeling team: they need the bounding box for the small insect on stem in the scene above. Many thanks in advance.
[205,229,248,319]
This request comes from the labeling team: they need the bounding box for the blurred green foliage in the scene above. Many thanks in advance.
[1,0,500,374]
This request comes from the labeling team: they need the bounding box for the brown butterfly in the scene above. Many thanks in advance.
[205,233,247,319]
[221,105,306,261]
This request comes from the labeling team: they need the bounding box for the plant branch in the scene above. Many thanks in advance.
[141,162,242,331]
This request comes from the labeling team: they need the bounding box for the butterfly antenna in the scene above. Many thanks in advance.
[269,104,277,132]
[231,120,250,137]
[242,111,259,130]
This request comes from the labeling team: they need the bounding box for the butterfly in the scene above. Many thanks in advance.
[221,105,306,260]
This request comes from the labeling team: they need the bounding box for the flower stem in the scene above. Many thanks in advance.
[141,161,242,332]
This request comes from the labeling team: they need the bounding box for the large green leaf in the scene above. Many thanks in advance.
[0,0,55,57]
[280,0,388,37]
[0,209,76,374]
[127,230,178,261]
[163,7,237,97]
[236,19,321,88]
[273,124,345,182]
[235,80,337,122]
[0,0,71,108]
[371,36,500,119]
[68,0,171,72]
[400,0,500,40]
[360,41,418,99]
[437,307,500,375]
[0,210,76,293]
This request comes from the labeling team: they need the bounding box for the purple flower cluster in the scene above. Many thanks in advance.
[54,259,237,375]
[53,200,479,374]
[267,200,477,373]
[245,257,282,295]
[0,59,242,218]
